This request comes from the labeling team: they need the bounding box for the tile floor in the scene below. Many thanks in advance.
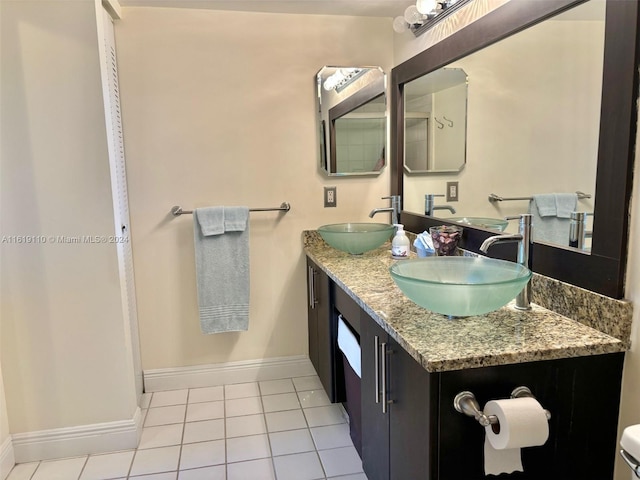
[6,375,368,480]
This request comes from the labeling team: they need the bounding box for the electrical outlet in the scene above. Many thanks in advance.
[446,181,459,202]
[324,186,337,207]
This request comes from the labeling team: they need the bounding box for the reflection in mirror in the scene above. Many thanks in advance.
[317,66,387,176]
[392,0,639,298]
[402,0,604,251]
[404,68,467,174]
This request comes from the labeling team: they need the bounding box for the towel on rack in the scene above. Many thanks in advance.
[529,194,577,246]
[194,206,250,334]
[555,193,577,218]
[531,194,557,217]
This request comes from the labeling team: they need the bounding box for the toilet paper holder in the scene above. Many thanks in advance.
[454,386,551,427]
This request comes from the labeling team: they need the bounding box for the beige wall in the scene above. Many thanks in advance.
[115,8,393,370]
[0,0,137,434]
[0,363,9,448]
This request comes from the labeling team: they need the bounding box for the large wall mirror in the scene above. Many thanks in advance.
[317,66,387,176]
[391,0,639,298]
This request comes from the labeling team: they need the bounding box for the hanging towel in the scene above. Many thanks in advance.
[529,194,576,246]
[193,206,250,334]
[555,193,577,219]
[531,194,557,217]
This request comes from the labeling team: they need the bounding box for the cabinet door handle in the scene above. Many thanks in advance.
[374,335,380,404]
[308,267,317,309]
[381,341,388,414]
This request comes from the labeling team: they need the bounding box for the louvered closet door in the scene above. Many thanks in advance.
[100,7,143,399]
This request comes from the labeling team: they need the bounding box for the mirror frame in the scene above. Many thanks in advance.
[391,0,639,298]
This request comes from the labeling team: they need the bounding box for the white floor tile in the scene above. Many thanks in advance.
[6,463,39,480]
[139,424,184,449]
[8,376,366,480]
[129,445,180,476]
[226,434,271,463]
[179,439,225,470]
[80,451,135,480]
[298,389,331,408]
[226,458,275,480]
[258,379,295,396]
[269,429,316,456]
[261,392,300,413]
[150,389,189,408]
[225,396,263,417]
[318,446,363,478]
[265,409,308,432]
[310,424,353,451]
[225,414,267,438]
[225,382,260,399]
[183,419,225,444]
[129,473,176,480]
[188,386,224,404]
[328,474,368,480]
[292,376,323,392]
[145,405,187,427]
[31,457,87,480]
[272,451,325,480]
[304,405,347,428]
[186,400,224,422]
[178,465,226,480]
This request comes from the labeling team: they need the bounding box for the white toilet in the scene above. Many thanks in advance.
[621,424,640,479]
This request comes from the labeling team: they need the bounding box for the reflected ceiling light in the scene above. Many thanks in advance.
[323,68,365,92]
[393,0,473,36]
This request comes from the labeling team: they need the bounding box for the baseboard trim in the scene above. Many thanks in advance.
[144,355,316,392]
[11,407,142,464]
[0,436,15,480]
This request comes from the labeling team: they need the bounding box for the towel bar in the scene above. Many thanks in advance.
[171,202,291,216]
[488,191,591,203]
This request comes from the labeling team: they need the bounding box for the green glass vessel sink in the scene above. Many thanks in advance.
[390,256,532,317]
[318,223,395,255]
[449,217,509,232]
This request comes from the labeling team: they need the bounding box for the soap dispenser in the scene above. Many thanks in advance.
[392,224,410,259]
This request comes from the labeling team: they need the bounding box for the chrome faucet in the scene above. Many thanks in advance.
[425,194,457,216]
[369,195,401,225]
[479,214,532,310]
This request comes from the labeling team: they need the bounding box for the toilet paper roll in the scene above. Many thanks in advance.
[483,397,549,475]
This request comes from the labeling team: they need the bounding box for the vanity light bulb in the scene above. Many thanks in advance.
[404,5,425,25]
[393,16,410,33]
[416,0,437,15]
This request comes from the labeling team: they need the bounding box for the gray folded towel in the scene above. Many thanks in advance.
[555,193,577,219]
[530,194,577,246]
[194,206,250,334]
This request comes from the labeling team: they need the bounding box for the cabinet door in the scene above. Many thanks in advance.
[360,311,390,480]
[306,259,332,398]
[388,334,438,480]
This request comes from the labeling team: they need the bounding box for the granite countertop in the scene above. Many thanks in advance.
[303,230,627,373]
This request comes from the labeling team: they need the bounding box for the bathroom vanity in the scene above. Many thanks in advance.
[304,231,628,480]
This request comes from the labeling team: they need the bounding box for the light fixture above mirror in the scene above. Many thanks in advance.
[393,0,474,36]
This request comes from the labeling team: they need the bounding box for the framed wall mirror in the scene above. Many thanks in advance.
[391,0,639,298]
[317,66,387,176]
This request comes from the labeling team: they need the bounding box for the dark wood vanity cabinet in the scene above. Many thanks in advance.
[360,310,437,480]
[306,258,336,401]
[305,259,624,479]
